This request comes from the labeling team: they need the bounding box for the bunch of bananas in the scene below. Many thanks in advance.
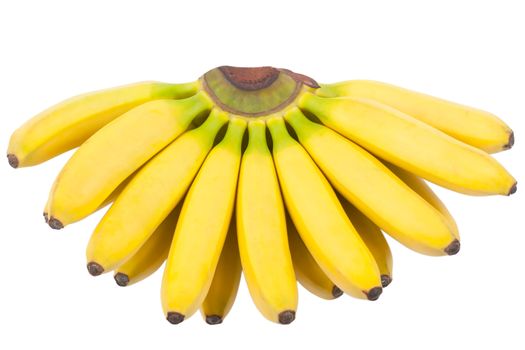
[8,66,516,325]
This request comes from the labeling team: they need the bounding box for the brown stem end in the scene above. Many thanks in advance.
[166,312,185,325]
[87,262,104,276]
[7,154,19,168]
[278,310,296,324]
[205,315,223,325]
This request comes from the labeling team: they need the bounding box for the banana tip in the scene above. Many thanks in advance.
[278,310,295,324]
[332,285,343,298]
[381,275,392,288]
[167,312,185,324]
[444,239,461,255]
[114,273,129,287]
[7,154,19,168]
[365,286,383,301]
[504,131,514,150]
[43,212,49,223]
[205,315,223,325]
[48,217,63,230]
[87,262,104,276]
[508,182,517,196]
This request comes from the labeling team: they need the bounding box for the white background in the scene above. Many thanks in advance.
[0,0,523,349]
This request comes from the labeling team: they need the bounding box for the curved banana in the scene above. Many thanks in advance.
[287,214,342,300]
[267,116,382,300]
[7,81,198,168]
[385,162,458,234]
[44,168,138,225]
[113,203,181,286]
[317,80,513,153]
[46,92,212,229]
[285,108,458,256]
[86,109,227,276]
[338,197,393,287]
[299,93,516,196]
[200,220,242,325]
[162,117,245,324]
[236,119,298,324]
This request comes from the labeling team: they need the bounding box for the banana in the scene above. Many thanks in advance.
[236,119,298,324]
[299,93,516,196]
[7,81,198,168]
[161,117,245,324]
[8,66,518,325]
[46,92,212,229]
[85,109,227,276]
[267,116,382,300]
[317,80,513,153]
[285,108,458,256]
[44,168,138,225]
[384,162,458,233]
[200,220,242,325]
[113,203,182,287]
[338,196,393,287]
[287,214,342,300]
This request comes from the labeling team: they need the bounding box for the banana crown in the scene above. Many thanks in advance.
[201,66,318,117]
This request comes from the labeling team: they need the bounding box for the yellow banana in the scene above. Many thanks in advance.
[85,109,227,276]
[7,81,198,168]
[161,117,245,324]
[317,80,513,153]
[236,119,297,324]
[200,220,242,325]
[287,214,342,300]
[385,162,458,234]
[46,92,212,229]
[44,167,138,225]
[338,196,393,287]
[299,93,516,196]
[113,203,181,287]
[267,116,382,300]
[285,108,458,256]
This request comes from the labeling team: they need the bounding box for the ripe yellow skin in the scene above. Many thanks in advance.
[86,109,227,273]
[339,198,393,286]
[268,116,382,300]
[161,117,245,322]
[7,66,518,325]
[113,205,181,287]
[8,81,198,167]
[47,92,212,227]
[287,214,342,300]
[285,107,457,256]
[317,80,513,153]
[385,162,459,235]
[200,221,243,324]
[236,120,298,324]
[299,92,516,196]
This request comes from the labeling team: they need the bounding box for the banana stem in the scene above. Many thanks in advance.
[266,117,292,148]
[246,120,267,150]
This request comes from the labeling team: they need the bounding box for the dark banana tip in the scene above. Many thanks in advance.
[7,154,19,168]
[504,131,514,150]
[205,315,223,325]
[508,182,517,196]
[332,285,343,298]
[365,286,383,301]
[48,217,63,230]
[166,312,185,325]
[43,212,49,223]
[444,239,461,255]
[381,274,392,288]
[114,273,129,287]
[278,310,295,324]
[87,262,104,276]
